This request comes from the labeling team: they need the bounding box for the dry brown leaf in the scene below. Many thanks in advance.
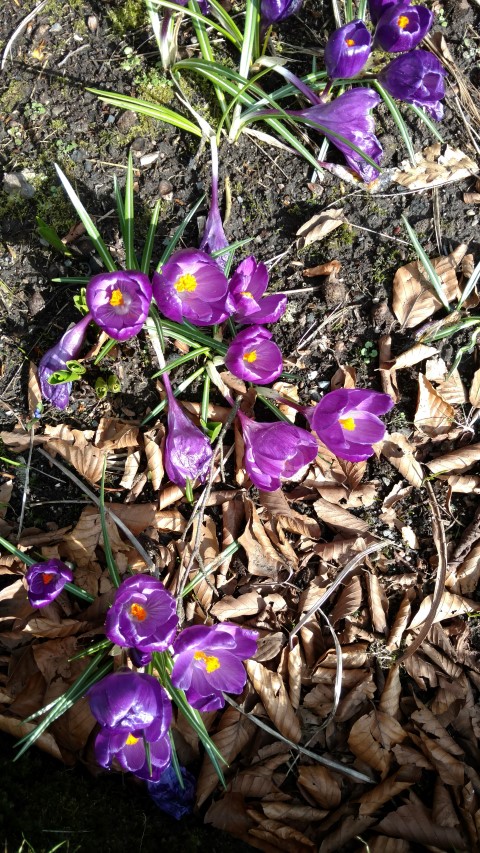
[303,259,341,278]
[249,818,315,853]
[386,591,414,650]
[287,638,303,711]
[319,816,376,853]
[392,143,478,190]
[94,418,139,450]
[245,660,301,743]
[450,542,480,594]
[377,802,467,849]
[296,208,346,248]
[409,590,477,630]
[335,673,376,722]
[259,490,321,539]
[417,733,465,787]
[414,373,455,436]
[144,427,165,490]
[196,707,255,807]
[358,767,421,816]
[272,381,300,423]
[392,245,466,329]
[0,714,63,761]
[392,343,439,371]
[119,448,140,490]
[231,766,282,799]
[261,803,327,822]
[365,573,388,634]
[381,432,424,487]
[411,699,464,757]
[28,361,42,418]
[204,793,253,841]
[469,367,480,408]
[211,592,264,620]
[436,368,468,405]
[238,499,287,577]
[319,642,369,669]
[368,838,410,853]
[330,576,362,625]
[392,743,433,770]
[432,780,461,828]
[348,710,406,776]
[378,666,401,719]
[330,364,356,390]
[44,425,105,484]
[426,443,480,475]
[313,497,369,535]
[0,427,47,452]
[296,765,341,809]
[24,617,90,639]
[445,474,480,495]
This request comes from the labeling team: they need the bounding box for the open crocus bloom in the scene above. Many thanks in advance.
[105,575,178,653]
[324,20,372,80]
[378,50,446,120]
[226,256,287,325]
[306,388,394,462]
[86,270,152,341]
[94,726,171,781]
[38,313,91,410]
[152,248,229,326]
[25,559,73,608]
[88,670,172,738]
[238,412,318,491]
[374,4,433,53]
[225,325,283,384]
[171,623,258,712]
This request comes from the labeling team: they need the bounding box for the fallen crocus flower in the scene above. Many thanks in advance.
[374,4,433,53]
[368,0,407,25]
[238,411,318,491]
[105,575,178,653]
[147,765,196,820]
[94,727,171,781]
[260,0,304,28]
[86,270,152,341]
[225,325,283,384]
[152,248,229,326]
[378,49,447,120]
[25,559,73,608]
[306,388,394,462]
[324,20,372,80]
[87,670,172,738]
[163,372,213,487]
[38,313,91,410]
[171,623,258,711]
[226,256,287,325]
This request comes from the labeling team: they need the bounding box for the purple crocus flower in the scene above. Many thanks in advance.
[95,726,171,781]
[306,388,394,462]
[292,89,383,183]
[225,325,283,384]
[260,0,303,27]
[38,314,91,410]
[163,372,213,487]
[238,411,318,491]
[378,50,447,120]
[87,670,172,738]
[152,249,229,326]
[374,4,433,53]
[171,623,258,712]
[86,270,152,341]
[368,0,407,25]
[147,765,196,820]
[324,20,372,80]
[199,138,229,270]
[24,559,73,608]
[226,257,287,325]
[105,575,178,653]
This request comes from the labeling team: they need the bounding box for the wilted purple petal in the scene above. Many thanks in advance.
[25,559,73,608]
[147,765,196,820]
[86,271,152,341]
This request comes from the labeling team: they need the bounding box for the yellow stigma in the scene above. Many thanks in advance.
[240,291,253,298]
[194,650,221,673]
[345,38,355,46]
[397,14,409,28]
[174,274,198,293]
[130,603,147,621]
[125,734,139,746]
[243,350,257,363]
[339,416,356,432]
[109,288,124,307]
[42,572,55,584]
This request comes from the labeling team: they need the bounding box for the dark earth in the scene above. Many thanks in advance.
[1,0,480,850]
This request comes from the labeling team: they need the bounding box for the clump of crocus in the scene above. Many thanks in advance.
[225,325,283,384]
[38,314,91,410]
[163,372,213,487]
[368,0,407,26]
[24,559,73,608]
[86,270,152,341]
[226,257,287,325]
[374,4,433,53]
[324,20,372,80]
[260,0,304,28]
[105,575,178,654]
[306,388,394,462]
[171,623,258,711]
[152,249,229,326]
[378,50,447,120]
[238,411,318,492]
[88,670,172,781]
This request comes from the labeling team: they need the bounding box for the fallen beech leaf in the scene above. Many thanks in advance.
[0,714,63,761]
[449,542,480,594]
[392,245,466,329]
[348,709,406,775]
[319,816,376,853]
[211,591,264,620]
[144,426,165,490]
[409,590,477,630]
[393,143,478,190]
[368,837,411,853]
[392,344,439,371]
[259,489,321,539]
[378,666,401,719]
[196,707,255,807]
[313,497,369,535]
[249,818,316,852]
[330,364,356,390]
[261,803,327,822]
[119,448,140,490]
[303,259,341,278]
[246,660,301,743]
[44,426,105,485]
[296,209,346,248]
[297,765,341,809]
[469,367,480,408]
[94,418,139,450]
[366,573,388,635]
[381,432,424,487]
[330,576,362,625]
[231,766,282,799]
[273,381,300,423]
[28,361,42,418]
[444,474,480,494]
[426,443,480,474]
[287,639,303,711]
[415,373,455,436]
[377,802,467,849]
[0,428,47,452]
[238,499,287,577]
[436,368,467,405]
[417,733,464,787]
[411,699,464,757]
[432,781,461,828]
[358,767,421,816]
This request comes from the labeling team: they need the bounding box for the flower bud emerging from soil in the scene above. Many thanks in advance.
[152,248,229,326]
[306,388,394,462]
[86,270,152,341]
[368,0,407,26]
[378,49,446,120]
[38,314,91,410]
[324,20,372,80]
[374,4,433,53]
[171,623,258,711]
[260,0,304,28]
[225,325,283,384]
[238,411,318,491]
[163,372,213,487]
[24,559,73,608]
[105,575,179,653]
[226,256,287,325]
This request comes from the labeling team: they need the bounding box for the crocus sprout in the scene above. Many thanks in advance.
[225,325,283,384]
[86,270,152,341]
[226,256,287,325]
[38,314,91,410]
[238,411,318,492]
[306,388,394,462]
[374,4,433,53]
[163,371,213,487]
[105,575,179,653]
[152,248,229,326]
[25,559,73,608]
[171,623,258,711]
[378,50,447,120]
[324,20,372,80]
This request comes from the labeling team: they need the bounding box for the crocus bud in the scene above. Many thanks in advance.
[260,0,303,28]
[38,314,91,410]
[152,249,229,326]
[238,412,318,491]
[225,325,283,384]
[378,50,447,120]
[163,373,213,487]
[374,4,433,53]
[324,20,372,80]
[25,559,73,608]
[306,388,394,462]
[226,256,287,325]
[86,270,152,341]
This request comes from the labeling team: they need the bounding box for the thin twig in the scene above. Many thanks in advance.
[1,0,48,70]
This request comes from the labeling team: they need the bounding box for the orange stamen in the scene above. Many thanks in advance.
[109,288,124,307]
[42,572,55,584]
[130,603,147,621]
[243,350,257,363]
[345,38,355,46]
[194,650,221,673]
[397,14,409,29]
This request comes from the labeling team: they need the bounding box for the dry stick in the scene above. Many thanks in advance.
[1,0,48,70]
[393,479,448,667]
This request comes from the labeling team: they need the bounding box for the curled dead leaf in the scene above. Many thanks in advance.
[245,660,301,743]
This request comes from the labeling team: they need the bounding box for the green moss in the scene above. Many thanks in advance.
[108,0,147,33]
[0,79,30,112]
